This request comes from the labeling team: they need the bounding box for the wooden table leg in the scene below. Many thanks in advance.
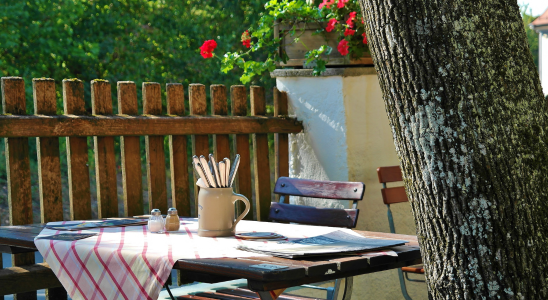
[256,291,276,300]
[255,288,286,300]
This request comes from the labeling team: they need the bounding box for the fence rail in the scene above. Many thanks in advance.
[0,76,299,299]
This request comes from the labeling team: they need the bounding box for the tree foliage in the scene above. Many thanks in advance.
[0,0,273,112]
[0,0,272,223]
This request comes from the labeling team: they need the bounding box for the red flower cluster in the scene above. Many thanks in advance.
[241,30,251,48]
[319,0,336,9]
[344,28,355,36]
[326,18,338,32]
[337,39,349,56]
[337,0,349,8]
[346,12,357,28]
[362,33,368,44]
[200,40,217,59]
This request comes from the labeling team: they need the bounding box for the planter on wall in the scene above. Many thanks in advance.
[275,22,373,67]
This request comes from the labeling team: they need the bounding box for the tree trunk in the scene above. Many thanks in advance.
[358,0,548,298]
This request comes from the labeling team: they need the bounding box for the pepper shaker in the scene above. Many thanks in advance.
[165,208,180,232]
[148,209,165,233]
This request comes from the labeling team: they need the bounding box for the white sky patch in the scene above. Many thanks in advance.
[519,0,547,16]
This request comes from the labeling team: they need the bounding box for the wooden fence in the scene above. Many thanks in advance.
[0,77,302,299]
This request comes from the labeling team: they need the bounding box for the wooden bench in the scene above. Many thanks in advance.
[0,77,302,299]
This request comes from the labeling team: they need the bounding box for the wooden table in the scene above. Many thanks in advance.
[0,224,422,300]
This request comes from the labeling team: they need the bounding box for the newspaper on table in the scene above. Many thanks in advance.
[236,230,408,259]
[46,218,148,231]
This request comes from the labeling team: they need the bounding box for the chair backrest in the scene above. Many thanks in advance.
[377,166,408,205]
[268,177,365,228]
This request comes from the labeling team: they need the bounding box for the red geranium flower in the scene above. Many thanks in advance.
[326,18,338,32]
[241,30,251,48]
[344,28,355,36]
[199,40,217,59]
[337,39,349,56]
[337,0,349,8]
[319,0,336,9]
[346,12,357,28]
[362,33,368,44]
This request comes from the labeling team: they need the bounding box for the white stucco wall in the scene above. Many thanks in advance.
[540,31,548,95]
[277,76,348,208]
[273,68,428,299]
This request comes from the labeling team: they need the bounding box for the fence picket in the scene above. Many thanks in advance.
[118,81,144,217]
[63,79,92,220]
[33,79,64,222]
[251,86,272,221]
[33,78,68,299]
[167,83,191,216]
[91,80,118,218]
[143,82,168,213]
[2,77,36,300]
[274,88,289,204]
[230,86,253,219]
[190,84,209,215]
[211,85,230,160]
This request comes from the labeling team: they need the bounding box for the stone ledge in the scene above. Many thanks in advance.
[271,67,377,78]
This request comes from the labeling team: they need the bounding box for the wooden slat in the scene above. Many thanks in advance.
[33,79,63,222]
[178,295,219,300]
[143,82,168,213]
[246,258,422,292]
[274,177,365,200]
[167,83,190,216]
[1,77,36,300]
[377,165,403,183]
[268,202,359,228]
[63,79,92,220]
[32,78,67,300]
[274,88,289,204]
[231,86,253,220]
[174,257,306,282]
[0,115,303,137]
[218,288,319,300]
[0,251,2,300]
[190,84,209,215]
[91,80,118,218]
[10,253,38,300]
[236,255,339,277]
[401,265,425,274]
[0,263,62,295]
[118,81,143,217]
[381,186,409,205]
[2,77,32,226]
[211,85,230,160]
[251,86,271,221]
[0,225,46,250]
[194,292,253,300]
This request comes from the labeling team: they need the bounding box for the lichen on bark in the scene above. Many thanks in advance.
[358,0,548,298]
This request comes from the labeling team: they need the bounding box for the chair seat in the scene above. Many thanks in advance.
[177,288,321,300]
[401,264,424,274]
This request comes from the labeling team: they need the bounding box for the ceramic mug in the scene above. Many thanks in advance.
[197,186,250,237]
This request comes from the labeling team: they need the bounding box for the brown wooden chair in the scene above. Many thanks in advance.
[377,166,424,300]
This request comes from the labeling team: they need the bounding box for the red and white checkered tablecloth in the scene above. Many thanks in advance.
[34,218,372,300]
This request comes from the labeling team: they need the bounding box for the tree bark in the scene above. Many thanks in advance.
[358,0,548,298]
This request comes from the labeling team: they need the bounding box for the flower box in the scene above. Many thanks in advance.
[275,22,373,67]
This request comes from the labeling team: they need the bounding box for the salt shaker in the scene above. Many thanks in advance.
[147,209,165,233]
[165,208,180,232]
